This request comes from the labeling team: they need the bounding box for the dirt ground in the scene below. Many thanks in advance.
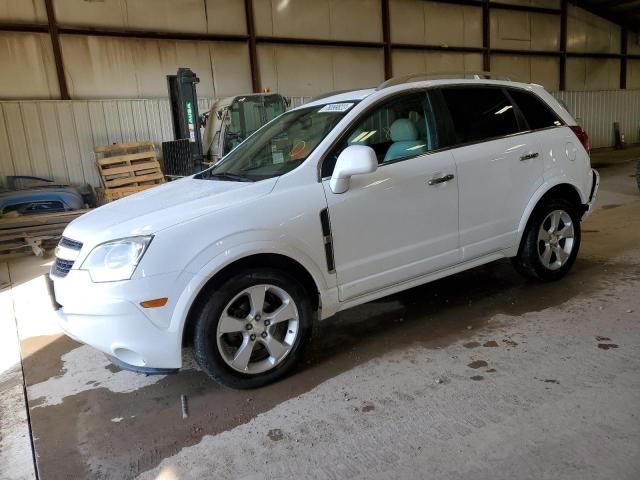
[2,159,640,480]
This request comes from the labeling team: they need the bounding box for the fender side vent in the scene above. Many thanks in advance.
[320,208,335,273]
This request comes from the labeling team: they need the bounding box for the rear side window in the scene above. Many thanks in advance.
[508,89,563,130]
[440,87,521,144]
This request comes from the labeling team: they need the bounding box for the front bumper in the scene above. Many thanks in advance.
[48,269,184,370]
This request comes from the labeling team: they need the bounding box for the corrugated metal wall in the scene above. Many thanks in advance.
[0,90,637,188]
[0,97,213,187]
[553,90,640,149]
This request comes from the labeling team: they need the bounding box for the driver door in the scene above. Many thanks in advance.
[321,91,460,302]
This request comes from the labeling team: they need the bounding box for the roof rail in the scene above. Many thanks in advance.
[376,71,519,90]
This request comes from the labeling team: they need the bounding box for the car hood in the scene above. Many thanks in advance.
[64,177,277,246]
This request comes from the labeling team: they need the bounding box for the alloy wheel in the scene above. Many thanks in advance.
[216,284,299,374]
[537,209,575,271]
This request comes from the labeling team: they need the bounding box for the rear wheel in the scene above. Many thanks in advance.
[512,198,581,281]
[193,268,312,389]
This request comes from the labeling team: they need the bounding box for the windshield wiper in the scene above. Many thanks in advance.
[207,172,254,182]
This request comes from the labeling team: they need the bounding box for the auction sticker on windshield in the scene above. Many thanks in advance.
[319,103,354,113]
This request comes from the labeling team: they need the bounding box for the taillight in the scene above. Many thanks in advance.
[569,125,589,153]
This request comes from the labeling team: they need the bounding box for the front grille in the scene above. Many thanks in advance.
[52,258,74,278]
[59,237,83,250]
[52,237,83,278]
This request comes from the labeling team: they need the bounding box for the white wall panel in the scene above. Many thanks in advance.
[490,10,559,51]
[628,33,640,56]
[54,0,246,34]
[566,58,620,91]
[491,54,559,91]
[60,35,251,99]
[254,0,381,42]
[0,32,60,99]
[392,51,483,77]
[491,0,559,8]
[390,0,482,48]
[0,97,218,187]
[0,0,46,23]
[205,0,247,35]
[554,90,640,148]
[258,44,383,96]
[628,61,640,90]
[567,5,620,54]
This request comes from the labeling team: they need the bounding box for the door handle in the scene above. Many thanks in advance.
[520,152,539,161]
[428,173,455,185]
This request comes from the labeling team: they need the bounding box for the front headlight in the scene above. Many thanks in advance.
[81,236,153,282]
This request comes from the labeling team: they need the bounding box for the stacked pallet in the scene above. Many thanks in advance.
[0,210,89,260]
[95,141,164,202]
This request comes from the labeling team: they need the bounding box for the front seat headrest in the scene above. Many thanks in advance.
[390,119,418,142]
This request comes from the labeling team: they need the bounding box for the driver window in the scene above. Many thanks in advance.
[322,92,438,178]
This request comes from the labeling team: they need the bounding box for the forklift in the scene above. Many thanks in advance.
[164,68,287,176]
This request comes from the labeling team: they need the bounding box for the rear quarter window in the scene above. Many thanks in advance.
[440,87,522,145]
[508,89,563,130]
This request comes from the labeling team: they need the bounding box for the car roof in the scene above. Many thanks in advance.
[297,78,539,110]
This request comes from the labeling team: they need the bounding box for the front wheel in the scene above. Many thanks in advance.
[193,268,313,389]
[512,198,581,281]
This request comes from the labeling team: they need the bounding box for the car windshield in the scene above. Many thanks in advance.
[198,102,357,182]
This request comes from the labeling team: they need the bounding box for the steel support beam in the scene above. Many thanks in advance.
[621,28,628,90]
[382,0,392,80]
[244,0,260,93]
[482,0,490,71]
[44,0,69,99]
[560,0,568,90]
[57,26,248,42]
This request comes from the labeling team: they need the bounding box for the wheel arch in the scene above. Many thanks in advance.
[516,181,584,250]
[181,252,322,347]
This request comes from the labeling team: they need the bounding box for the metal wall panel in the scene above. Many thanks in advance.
[257,44,384,97]
[490,10,560,51]
[567,5,620,54]
[0,0,46,23]
[392,51,484,77]
[628,60,640,90]
[253,0,382,42]
[553,90,640,149]
[390,0,482,48]
[59,35,252,99]
[0,97,214,188]
[1,91,638,189]
[0,32,60,99]
[53,0,246,34]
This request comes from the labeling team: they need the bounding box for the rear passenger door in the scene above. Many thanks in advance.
[438,86,544,260]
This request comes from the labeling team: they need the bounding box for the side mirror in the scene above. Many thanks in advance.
[329,145,378,194]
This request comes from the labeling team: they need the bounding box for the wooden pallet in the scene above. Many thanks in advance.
[95,141,164,202]
[0,209,90,260]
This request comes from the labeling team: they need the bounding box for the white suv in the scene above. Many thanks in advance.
[50,76,599,388]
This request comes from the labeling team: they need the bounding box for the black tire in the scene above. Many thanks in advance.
[636,160,640,192]
[193,268,313,389]
[512,198,581,281]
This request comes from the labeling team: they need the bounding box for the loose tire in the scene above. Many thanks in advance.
[193,268,313,389]
[512,198,581,281]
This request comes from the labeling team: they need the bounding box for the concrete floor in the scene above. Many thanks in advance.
[2,158,640,480]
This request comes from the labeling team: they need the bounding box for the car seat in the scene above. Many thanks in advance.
[383,119,426,162]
